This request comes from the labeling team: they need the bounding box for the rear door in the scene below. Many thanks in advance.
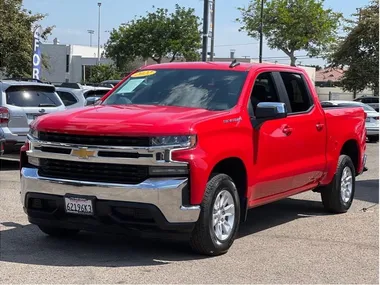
[275,71,327,190]
[5,85,65,135]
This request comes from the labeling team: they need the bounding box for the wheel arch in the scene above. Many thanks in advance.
[209,157,249,222]
[340,139,360,175]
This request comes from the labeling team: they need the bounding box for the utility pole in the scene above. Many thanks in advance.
[97,2,102,65]
[87,30,94,47]
[259,0,264,63]
[201,0,209,62]
[209,0,216,61]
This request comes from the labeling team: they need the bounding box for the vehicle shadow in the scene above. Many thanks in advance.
[355,179,379,204]
[0,160,19,171]
[238,198,326,238]
[0,197,327,267]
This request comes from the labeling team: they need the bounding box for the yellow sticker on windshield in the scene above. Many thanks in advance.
[131,70,156,78]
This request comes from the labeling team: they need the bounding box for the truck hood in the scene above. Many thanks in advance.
[33,104,224,136]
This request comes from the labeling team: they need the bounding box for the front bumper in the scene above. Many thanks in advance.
[21,167,200,232]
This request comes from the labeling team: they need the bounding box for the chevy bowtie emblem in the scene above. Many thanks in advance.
[71,147,95,159]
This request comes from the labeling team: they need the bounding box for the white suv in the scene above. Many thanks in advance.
[0,79,66,154]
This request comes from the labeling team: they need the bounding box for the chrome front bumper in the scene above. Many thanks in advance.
[20,167,200,224]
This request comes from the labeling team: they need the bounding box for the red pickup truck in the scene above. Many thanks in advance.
[20,62,367,256]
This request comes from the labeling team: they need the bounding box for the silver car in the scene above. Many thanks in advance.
[321,100,379,143]
[55,84,111,109]
[0,80,66,154]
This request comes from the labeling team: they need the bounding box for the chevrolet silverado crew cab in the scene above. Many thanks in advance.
[20,62,367,256]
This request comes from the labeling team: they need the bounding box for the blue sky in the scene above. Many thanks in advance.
[23,0,369,65]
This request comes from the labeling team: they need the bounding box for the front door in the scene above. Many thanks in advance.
[248,71,300,201]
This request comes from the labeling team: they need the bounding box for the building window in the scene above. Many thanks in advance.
[66,55,70,72]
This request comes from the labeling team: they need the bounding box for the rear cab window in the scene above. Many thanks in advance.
[6,85,62,107]
[103,69,248,111]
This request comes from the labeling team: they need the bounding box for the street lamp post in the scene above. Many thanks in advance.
[87,30,94,47]
[209,0,216,61]
[97,2,102,65]
[259,0,264,63]
[201,0,209,62]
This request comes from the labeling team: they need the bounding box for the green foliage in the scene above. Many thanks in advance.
[329,0,379,95]
[237,0,342,66]
[105,4,201,65]
[85,64,122,84]
[0,0,54,77]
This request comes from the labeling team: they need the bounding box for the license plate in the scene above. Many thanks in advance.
[64,196,94,215]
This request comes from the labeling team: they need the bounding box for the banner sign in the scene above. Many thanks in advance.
[209,1,214,38]
[32,26,42,80]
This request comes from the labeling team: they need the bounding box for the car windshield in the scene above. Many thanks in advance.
[102,69,248,111]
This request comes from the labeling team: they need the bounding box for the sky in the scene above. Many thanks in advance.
[23,0,369,66]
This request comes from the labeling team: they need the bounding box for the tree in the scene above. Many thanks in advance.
[237,0,343,66]
[0,0,54,77]
[328,0,379,95]
[105,5,201,66]
[85,64,122,84]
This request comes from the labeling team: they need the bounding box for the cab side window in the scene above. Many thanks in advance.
[250,72,281,113]
[280,72,312,113]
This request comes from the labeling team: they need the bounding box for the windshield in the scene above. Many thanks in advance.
[102,69,248,110]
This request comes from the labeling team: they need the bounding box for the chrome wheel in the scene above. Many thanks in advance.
[212,190,235,241]
[340,166,353,203]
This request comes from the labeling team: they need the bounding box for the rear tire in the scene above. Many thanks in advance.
[38,225,80,237]
[321,155,356,213]
[190,174,240,256]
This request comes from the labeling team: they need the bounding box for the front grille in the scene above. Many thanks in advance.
[39,132,151,147]
[38,159,148,184]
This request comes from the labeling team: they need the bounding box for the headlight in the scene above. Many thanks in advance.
[151,135,196,148]
[28,128,39,139]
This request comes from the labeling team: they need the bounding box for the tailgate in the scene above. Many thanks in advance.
[5,85,65,135]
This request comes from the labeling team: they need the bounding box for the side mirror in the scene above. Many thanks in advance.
[85,97,102,106]
[252,102,287,129]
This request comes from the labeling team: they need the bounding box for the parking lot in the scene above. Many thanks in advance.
[0,143,378,284]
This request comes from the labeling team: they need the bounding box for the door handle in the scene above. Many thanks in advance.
[316,123,324,131]
[282,126,293,136]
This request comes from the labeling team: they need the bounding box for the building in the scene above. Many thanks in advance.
[41,38,112,83]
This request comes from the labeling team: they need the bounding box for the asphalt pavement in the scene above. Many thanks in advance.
[0,144,378,284]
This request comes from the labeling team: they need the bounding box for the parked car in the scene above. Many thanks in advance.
[0,79,65,154]
[21,62,367,256]
[321,100,379,143]
[100,79,122,88]
[353,96,379,112]
[55,84,111,109]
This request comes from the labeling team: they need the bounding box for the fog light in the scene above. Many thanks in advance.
[148,166,188,176]
[28,156,40,166]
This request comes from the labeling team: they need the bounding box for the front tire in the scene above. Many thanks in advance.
[321,155,356,213]
[38,225,80,237]
[190,174,240,256]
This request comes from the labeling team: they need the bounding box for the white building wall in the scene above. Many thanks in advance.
[40,44,68,83]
